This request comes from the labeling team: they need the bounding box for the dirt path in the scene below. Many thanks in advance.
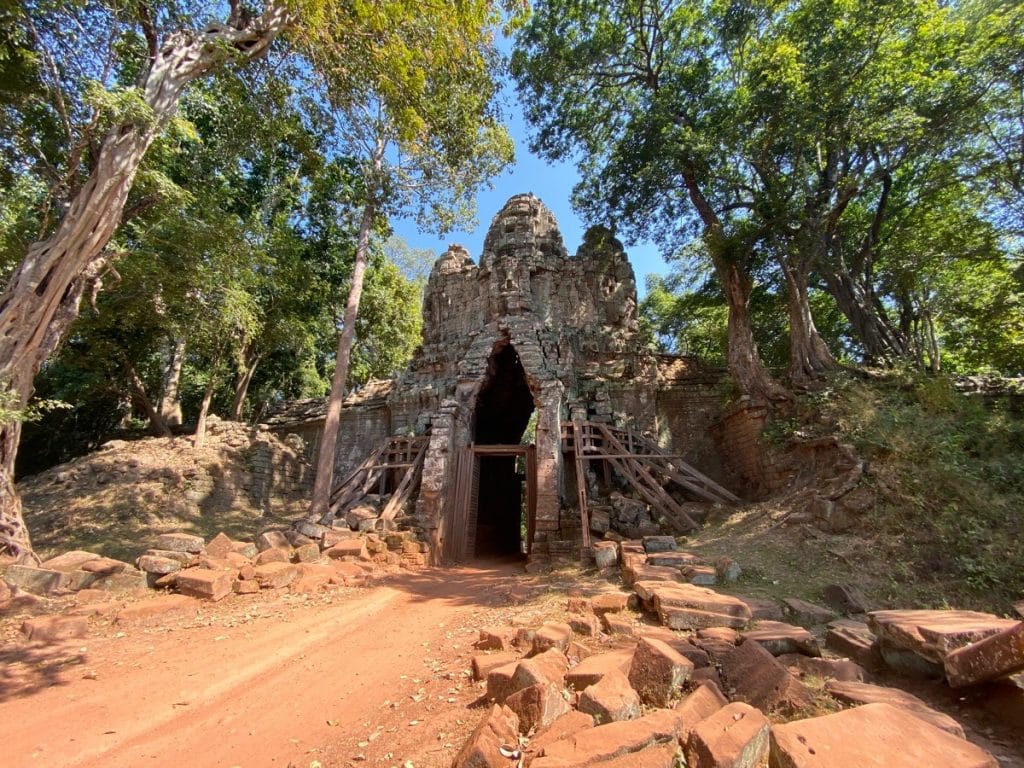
[1,561,543,768]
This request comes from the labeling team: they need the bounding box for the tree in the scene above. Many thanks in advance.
[306,5,516,519]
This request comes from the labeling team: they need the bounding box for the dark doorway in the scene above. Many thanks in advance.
[473,344,535,557]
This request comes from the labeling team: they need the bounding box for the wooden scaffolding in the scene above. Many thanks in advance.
[321,435,429,526]
[562,421,741,548]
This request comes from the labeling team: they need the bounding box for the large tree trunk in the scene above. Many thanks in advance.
[158,335,186,428]
[230,347,262,421]
[0,6,290,560]
[718,260,789,401]
[782,261,837,387]
[820,268,908,364]
[308,198,377,521]
[125,360,172,437]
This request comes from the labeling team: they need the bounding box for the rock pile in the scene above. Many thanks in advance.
[453,535,1021,767]
[2,523,430,612]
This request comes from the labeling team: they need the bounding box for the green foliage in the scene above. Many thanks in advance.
[805,373,1024,608]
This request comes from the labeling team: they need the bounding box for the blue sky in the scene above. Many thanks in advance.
[390,88,671,300]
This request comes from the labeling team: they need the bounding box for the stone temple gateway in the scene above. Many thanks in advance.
[274,194,738,564]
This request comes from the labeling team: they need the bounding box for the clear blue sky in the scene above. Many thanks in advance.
[390,86,670,299]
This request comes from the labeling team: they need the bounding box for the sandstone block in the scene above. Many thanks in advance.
[524,710,593,760]
[715,556,742,582]
[626,563,686,586]
[768,702,997,768]
[628,635,694,707]
[565,648,634,690]
[824,619,882,668]
[321,528,355,548]
[537,708,685,767]
[453,704,520,768]
[824,679,963,736]
[673,681,729,740]
[176,568,233,601]
[566,596,592,614]
[153,532,205,554]
[533,622,573,655]
[591,592,631,614]
[867,609,1016,663]
[568,613,601,637]
[256,530,291,552]
[782,598,835,628]
[593,541,618,569]
[476,627,515,651]
[21,615,89,642]
[293,543,321,563]
[943,620,1024,688]
[113,594,193,623]
[514,648,569,690]
[686,702,769,768]
[204,532,236,559]
[719,639,815,716]
[145,549,196,566]
[327,539,367,559]
[254,547,289,566]
[233,579,260,594]
[642,536,678,553]
[252,562,297,589]
[742,622,821,657]
[136,555,183,575]
[776,654,865,683]
[822,583,870,615]
[473,651,520,682]
[4,564,69,594]
[486,661,521,703]
[683,565,717,586]
[601,613,635,635]
[79,557,131,575]
[578,669,641,723]
[506,682,570,734]
[231,541,258,558]
[646,551,701,568]
[39,550,101,572]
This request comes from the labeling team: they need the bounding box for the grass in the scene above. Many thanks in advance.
[692,372,1024,616]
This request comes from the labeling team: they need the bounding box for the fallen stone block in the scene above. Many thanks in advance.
[251,562,297,589]
[453,704,520,768]
[293,543,321,563]
[868,609,1017,663]
[601,613,635,635]
[591,592,632,614]
[533,622,573,655]
[566,596,592,613]
[645,551,701,568]
[79,557,131,575]
[642,582,752,622]
[626,563,686,586]
[682,565,717,586]
[176,568,234,601]
[145,549,197,566]
[204,532,236,559]
[196,556,234,571]
[593,541,618,569]
[473,651,520,682]
[743,597,785,622]
[643,535,678,553]
[506,682,570,734]
[4,564,70,595]
[154,532,205,554]
[476,627,516,651]
[568,613,601,637]
[64,569,103,591]
[628,635,694,707]
[293,519,329,541]
[136,555,183,576]
[768,702,997,768]
[256,530,291,552]
[536,708,685,766]
[514,648,569,690]
[233,579,260,594]
[943,620,1024,688]
[660,607,748,631]
[565,647,634,690]
[231,541,258,558]
[824,619,882,668]
[715,556,742,582]
[638,626,710,664]
[742,621,821,657]
[254,547,290,566]
[776,654,865,683]
[39,550,102,572]
[326,539,368,560]
[21,615,89,642]
[783,598,836,627]
[486,661,522,703]
[685,702,769,768]
[578,669,641,723]
[822,583,870,615]
[525,710,594,761]
[719,639,815,716]
[673,681,729,740]
[824,680,964,737]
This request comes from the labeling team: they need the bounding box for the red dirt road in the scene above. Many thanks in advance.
[1,561,538,768]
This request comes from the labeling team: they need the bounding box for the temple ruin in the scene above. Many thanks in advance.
[271,194,742,563]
